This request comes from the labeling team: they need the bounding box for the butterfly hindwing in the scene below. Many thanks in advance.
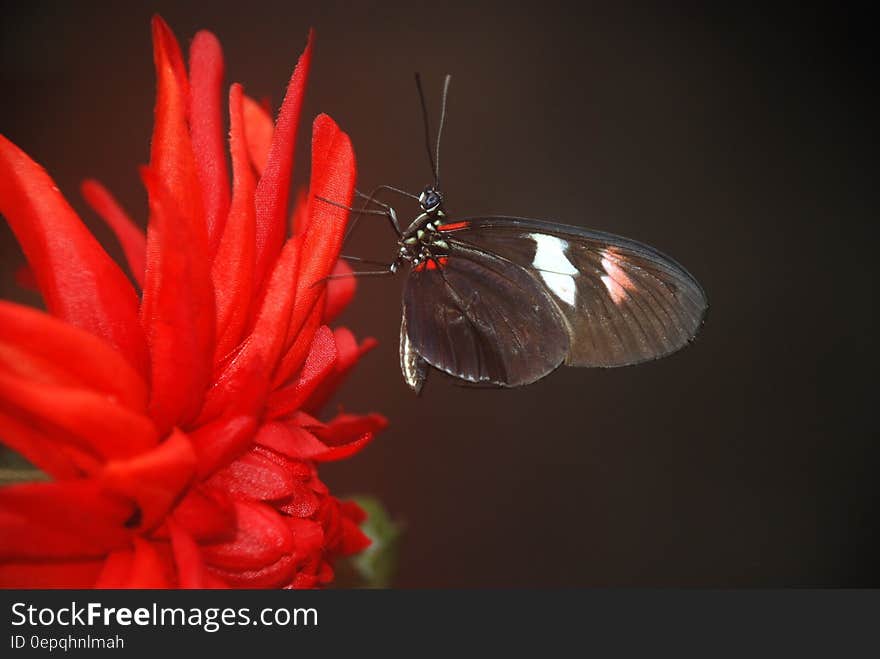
[399,313,429,394]
[402,244,571,387]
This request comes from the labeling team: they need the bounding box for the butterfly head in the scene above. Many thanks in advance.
[419,186,444,215]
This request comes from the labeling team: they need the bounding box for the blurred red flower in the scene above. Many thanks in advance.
[0,16,386,588]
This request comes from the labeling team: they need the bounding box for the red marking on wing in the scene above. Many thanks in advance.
[413,256,448,273]
[437,221,470,232]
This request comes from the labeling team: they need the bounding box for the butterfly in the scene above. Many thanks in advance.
[333,75,707,394]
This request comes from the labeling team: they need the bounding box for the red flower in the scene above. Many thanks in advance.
[0,16,386,588]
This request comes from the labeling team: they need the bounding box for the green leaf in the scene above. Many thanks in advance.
[0,448,49,485]
[346,495,403,588]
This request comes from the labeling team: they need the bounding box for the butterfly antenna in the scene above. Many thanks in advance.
[415,73,439,185]
[434,74,452,189]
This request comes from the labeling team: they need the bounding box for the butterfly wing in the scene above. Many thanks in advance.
[399,312,429,394]
[434,217,708,368]
[401,244,571,388]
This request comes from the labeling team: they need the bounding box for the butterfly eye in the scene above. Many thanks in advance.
[420,187,442,211]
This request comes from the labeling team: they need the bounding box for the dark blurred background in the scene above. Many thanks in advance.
[1,2,876,586]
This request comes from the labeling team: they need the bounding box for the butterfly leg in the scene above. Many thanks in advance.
[325,269,397,280]
[340,255,399,269]
[344,184,420,243]
[315,194,402,239]
[355,184,418,203]
[309,266,398,290]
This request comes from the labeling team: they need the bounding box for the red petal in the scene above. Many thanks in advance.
[170,485,236,543]
[253,30,313,290]
[0,300,148,412]
[144,20,213,432]
[0,560,103,588]
[197,348,270,426]
[289,409,322,428]
[308,436,375,463]
[0,409,96,478]
[317,560,335,584]
[339,516,372,555]
[256,414,379,463]
[148,16,205,246]
[94,548,133,588]
[243,235,303,369]
[100,428,197,531]
[324,259,356,323]
[189,30,230,254]
[0,370,159,461]
[212,84,256,364]
[286,520,328,587]
[304,328,377,413]
[288,517,325,559]
[290,571,320,589]
[207,449,297,501]
[316,497,343,550]
[0,507,111,560]
[140,167,215,434]
[203,572,230,588]
[309,412,385,462]
[190,414,257,479]
[242,94,273,176]
[205,237,302,418]
[286,115,357,346]
[0,481,134,560]
[101,538,172,588]
[289,185,309,235]
[209,553,297,588]
[168,519,206,588]
[81,179,147,288]
[0,135,147,376]
[340,499,368,524]
[313,412,388,446]
[254,421,328,461]
[201,499,294,570]
[129,538,173,587]
[279,483,320,518]
[273,290,324,388]
[267,325,337,418]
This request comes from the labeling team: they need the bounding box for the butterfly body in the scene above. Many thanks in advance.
[391,186,449,274]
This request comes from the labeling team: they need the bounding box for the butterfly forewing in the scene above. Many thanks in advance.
[402,244,571,387]
[435,217,708,368]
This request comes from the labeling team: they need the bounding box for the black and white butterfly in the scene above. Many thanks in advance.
[335,75,707,394]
